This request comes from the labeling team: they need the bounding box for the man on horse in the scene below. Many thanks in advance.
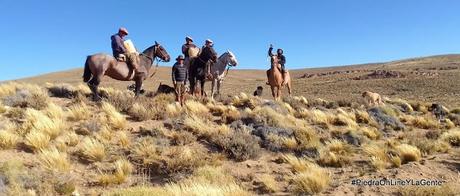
[266,44,287,85]
[111,27,143,79]
[182,36,198,60]
[172,55,188,106]
[202,39,218,79]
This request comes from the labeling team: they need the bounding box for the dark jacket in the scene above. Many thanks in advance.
[172,62,188,82]
[268,47,286,68]
[182,43,197,58]
[111,33,126,57]
[200,46,218,63]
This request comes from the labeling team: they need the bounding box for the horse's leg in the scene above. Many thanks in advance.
[201,79,206,97]
[277,86,282,101]
[271,86,276,99]
[217,79,222,98]
[287,81,292,96]
[211,79,216,99]
[89,74,102,101]
[134,73,146,97]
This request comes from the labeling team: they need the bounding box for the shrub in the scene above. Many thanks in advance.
[162,145,207,174]
[75,119,102,135]
[257,174,280,193]
[395,144,421,163]
[2,87,49,110]
[23,108,65,139]
[130,137,163,166]
[169,131,197,146]
[213,130,261,161]
[101,88,135,113]
[440,129,460,146]
[44,103,64,120]
[283,154,330,194]
[38,147,71,172]
[46,83,77,98]
[318,139,352,167]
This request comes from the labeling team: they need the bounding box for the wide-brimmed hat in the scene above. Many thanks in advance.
[118,27,129,35]
[205,39,213,43]
[176,55,185,60]
[185,36,193,42]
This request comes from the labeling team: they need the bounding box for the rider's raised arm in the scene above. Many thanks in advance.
[268,46,274,57]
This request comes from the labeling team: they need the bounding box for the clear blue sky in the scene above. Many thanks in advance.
[1,0,460,81]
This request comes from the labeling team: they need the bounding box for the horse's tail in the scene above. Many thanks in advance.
[83,56,92,83]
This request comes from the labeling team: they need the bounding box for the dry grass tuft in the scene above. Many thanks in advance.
[102,102,127,130]
[67,102,91,121]
[318,139,352,167]
[38,147,71,172]
[185,100,210,117]
[283,154,330,194]
[213,131,261,161]
[117,131,131,148]
[1,83,49,110]
[359,127,381,140]
[0,130,20,149]
[98,159,134,186]
[79,137,106,162]
[163,145,207,174]
[184,114,232,138]
[24,130,51,152]
[257,174,280,193]
[130,137,162,166]
[398,183,459,196]
[395,144,421,163]
[23,108,65,139]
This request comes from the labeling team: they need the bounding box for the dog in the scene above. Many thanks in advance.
[431,103,448,121]
[156,82,175,95]
[253,86,263,97]
[127,83,145,94]
[362,91,384,106]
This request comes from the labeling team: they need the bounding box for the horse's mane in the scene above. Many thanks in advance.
[142,45,155,54]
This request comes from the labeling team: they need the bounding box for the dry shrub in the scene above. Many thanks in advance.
[283,154,330,194]
[1,84,49,110]
[293,127,321,150]
[101,87,135,113]
[395,144,421,163]
[0,102,6,114]
[222,106,241,123]
[166,103,182,118]
[117,131,131,148]
[169,131,197,146]
[102,102,127,130]
[378,105,401,118]
[78,137,106,162]
[185,100,210,117]
[22,108,65,139]
[409,101,430,113]
[67,102,91,121]
[0,130,20,149]
[232,93,256,109]
[359,127,381,140]
[388,98,414,113]
[129,102,152,121]
[318,139,352,167]
[333,113,358,128]
[46,83,77,98]
[410,115,440,129]
[440,129,460,146]
[450,108,460,114]
[445,119,455,129]
[128,95,176,121]
[24,130,51,152]
[130,137,162,166]
[162,145,207,174]
[363,143,393,170]
[75,118,102,135]
[109,186,170,196]
[409,138,450,155]
[213,130,261,161]
[303,109,335,128]
[355,110,371,124]
[98,159,133,186]
[38,147,71,172]
[252,106,309,130]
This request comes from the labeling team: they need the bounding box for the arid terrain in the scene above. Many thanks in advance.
[0,54,459,195]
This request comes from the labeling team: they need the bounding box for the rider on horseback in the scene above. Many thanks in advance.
[111,27,142,78]
[266,44,287,85]
[202,39,218,79]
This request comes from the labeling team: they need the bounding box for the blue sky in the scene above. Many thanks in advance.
[1,0,460,81]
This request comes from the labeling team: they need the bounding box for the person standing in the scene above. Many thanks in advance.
[172,55,188,106]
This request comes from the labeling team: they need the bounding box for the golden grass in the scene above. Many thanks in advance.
[23,108,65,139]
[0,102,7,114]
[283,154,330,194]
[184,114,232,138]
[99,159,133,186]
[38,147,71,172]
[117,131,131,148]
[364,143,391,170]
[0,130,20,149]
[24,130,51,152]
[130,137,161,165]
[257,174,280,193]
[102,102,127,130]
[44,103,64,119]
[318,139,352,167]
[185,100,210,117]
[359,127,381,140]
[293,127,321,150]
[163,145,207,174]
[79,137,106,162]
[67,102,91,121]
[252,106,310,130]
[398,183,459,196]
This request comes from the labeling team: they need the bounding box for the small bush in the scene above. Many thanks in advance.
[0,131,20,149]
[395,144,421,164]
[283,154,330,194]
[440,129,460,146]
[46,83,77,98]
[213,131,261,161]
[67,102,91,121]
[24,130,51,152]
[38,147,71,172]
[2,88,49,110]
[318,139,352,167]
[102,102,127,130]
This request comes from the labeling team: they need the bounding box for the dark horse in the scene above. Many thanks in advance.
[189,48,217,97]
[83,42,170,100]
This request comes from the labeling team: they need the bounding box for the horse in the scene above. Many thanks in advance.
[83,42,170,100]
[188,47,217,97]
[267,55,291,100]
[207,51,238,99]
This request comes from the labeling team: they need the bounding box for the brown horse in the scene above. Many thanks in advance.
[267,55,291,100]
[83,42,170,100]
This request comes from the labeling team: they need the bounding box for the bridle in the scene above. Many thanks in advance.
[141,44,168,78]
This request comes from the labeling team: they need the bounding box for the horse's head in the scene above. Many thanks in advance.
[225,50,238,67]
[270,55,278,65]
[154,41,170,62]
